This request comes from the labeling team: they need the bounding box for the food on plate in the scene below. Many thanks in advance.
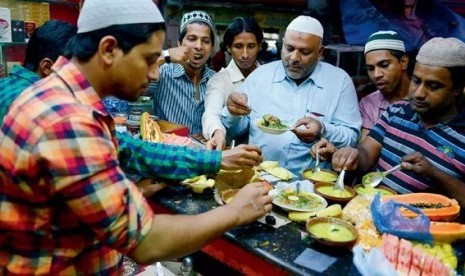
[273,188,326,212]
[316,185,353,198]
[429,221,465,244]
[261,114,288,129]
[303,169,338,183]
[140,112,164,142]
[306,217,358,248]
[382,193,460,221]
[220,189,239,204]
[288,204,342,222]
[314,183,356,205]
[259,160,279,170]
[214,168,256,190]
[353,184,397,196]
[264,166,293,181]
[381,234,456,275]
[182,175,215,193]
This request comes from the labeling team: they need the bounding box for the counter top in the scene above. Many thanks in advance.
[148,184,361,275]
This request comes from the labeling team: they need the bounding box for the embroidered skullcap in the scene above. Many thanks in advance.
[416,37,465,67]
[77,0,164,34]
[286,15,323,38]
[180,11,214,34]
[364,31,405,54]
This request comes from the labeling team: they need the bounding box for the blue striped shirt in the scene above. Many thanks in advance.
[151,63,215,135]
[0,65,40,124]
[370,102,465,194]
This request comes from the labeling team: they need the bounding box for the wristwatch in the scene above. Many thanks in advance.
[318,121,327,138]
[163,49,171,63]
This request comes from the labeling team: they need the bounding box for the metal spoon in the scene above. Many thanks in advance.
[334,169,346,191]
[314,151,321,172]
[362,164,402,187]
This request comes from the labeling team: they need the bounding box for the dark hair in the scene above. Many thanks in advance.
[388,49,406,61]
[23,20,77,72]
[67,23,166,62]
[223,17,263,48]
[178,21,215,46]
[448,66,465,90]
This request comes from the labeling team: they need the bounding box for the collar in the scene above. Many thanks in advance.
[169,63,212,83]
[52,56,109,117]
[273,61,323,88]
[225,60,260,83]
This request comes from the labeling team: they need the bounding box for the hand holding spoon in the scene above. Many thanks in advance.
[362,164,402,187]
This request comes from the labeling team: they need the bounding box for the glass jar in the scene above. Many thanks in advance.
[113,113,128,133]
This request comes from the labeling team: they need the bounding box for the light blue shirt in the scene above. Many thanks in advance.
[221,60,361,175]
[151,63,215,135]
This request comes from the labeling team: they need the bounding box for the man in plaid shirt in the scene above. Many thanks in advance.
[0,0,272,274]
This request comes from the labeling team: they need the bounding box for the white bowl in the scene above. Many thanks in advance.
[255,118,292,135]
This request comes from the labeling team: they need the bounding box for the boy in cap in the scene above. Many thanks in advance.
[0,0,272,274]
[151,10,216,136]
[359,30,410,140]
[221,15,361,174]
[331,37,465,208]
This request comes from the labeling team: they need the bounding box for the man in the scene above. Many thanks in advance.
[0,20,263,186]
[221,15,361,175]
[151,10,216,136]
[359,30,410,140]
[332,37,465,208]
[0,0,272,274]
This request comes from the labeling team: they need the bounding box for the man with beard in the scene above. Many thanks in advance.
[331,37,465,208]
[221,15,361,175]
[151,10,216,136]
[359,30,410,140]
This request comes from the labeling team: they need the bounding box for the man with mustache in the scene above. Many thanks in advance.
[359,30,410,140]
[222,15,361,175]
[331,37,465,208]
[151,10,216,136]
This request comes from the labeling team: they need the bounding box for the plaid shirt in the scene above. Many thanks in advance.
[0,65,40,124]
[0,57,153,275]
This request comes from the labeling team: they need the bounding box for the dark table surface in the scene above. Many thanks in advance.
[149,184,362,276]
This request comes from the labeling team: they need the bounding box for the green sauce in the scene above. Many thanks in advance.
[308,222,355,242]
[304,171,337,182]
[317,186,352,198]
[355,185,394,196]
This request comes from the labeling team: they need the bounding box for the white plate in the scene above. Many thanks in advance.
[272,189,327,212]
[255,118,292,135]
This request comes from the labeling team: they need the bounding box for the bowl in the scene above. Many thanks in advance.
[221,189,239,204]
[314,182,356,205]
[306,217,359,249]
[255,118,291,135]
[302,169,338,183]
[272,188,327,212]
[353,184,397,196]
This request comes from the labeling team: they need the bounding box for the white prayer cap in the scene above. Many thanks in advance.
[364,30,405,54]
[78,0,164,34]
[286,15,323,38]
[416,37,465,67]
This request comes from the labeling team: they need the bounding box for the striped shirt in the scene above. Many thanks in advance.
[0,65,40,124]
[370,102,465,194]
[151,63,215,135]
[0,57,153,275]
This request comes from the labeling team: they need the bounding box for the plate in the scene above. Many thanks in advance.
[272,188,327,212]
[255,119,291,135]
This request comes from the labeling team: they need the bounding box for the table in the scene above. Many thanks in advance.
[324,44,365,76]
[147,185,360,275]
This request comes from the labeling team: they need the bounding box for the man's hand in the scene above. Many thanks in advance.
[226,92,251,116]
[332,147,360,172]
[401,152,435,177]
[310,138,336,161]
[221,144,262,170]
[206,130,226,150]
[291,117,322,143]
[227,182,273,225]
[159,46,191,66]
[137,179,168,198]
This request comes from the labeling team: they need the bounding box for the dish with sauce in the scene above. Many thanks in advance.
[306,217,359,248]
[272,188,327,212]
[302,169,338,183]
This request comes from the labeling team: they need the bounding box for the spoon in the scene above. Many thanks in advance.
[334,169,346,191]
[362,164,402,187]
[314,151,321,172]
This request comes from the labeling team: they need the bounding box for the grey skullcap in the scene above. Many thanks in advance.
[78,0,164,34]
[416,37,465,67]
[286,15,323,38]
[180,11,214,34]
[364,30,405,54]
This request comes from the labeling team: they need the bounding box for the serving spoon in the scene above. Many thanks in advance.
[362,164,402,187]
